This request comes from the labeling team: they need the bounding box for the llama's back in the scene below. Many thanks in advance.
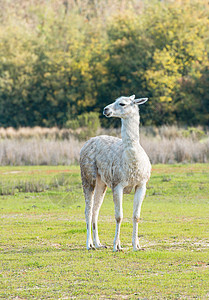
[80,135,123,189]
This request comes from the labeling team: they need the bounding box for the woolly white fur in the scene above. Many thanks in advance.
[80,95,151,251]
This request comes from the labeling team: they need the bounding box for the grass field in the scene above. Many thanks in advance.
[0,164,209,299]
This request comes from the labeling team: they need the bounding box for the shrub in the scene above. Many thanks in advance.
[66,112,101,140]
[182,127,206,141]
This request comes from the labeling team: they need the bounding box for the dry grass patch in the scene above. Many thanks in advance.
[0,126,209,165]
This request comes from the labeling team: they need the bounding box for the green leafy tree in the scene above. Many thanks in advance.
[0,0,208,128]
[143,1,208,124]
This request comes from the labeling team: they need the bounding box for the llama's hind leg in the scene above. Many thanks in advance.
[92,176,107,248]
[84,183,96,250]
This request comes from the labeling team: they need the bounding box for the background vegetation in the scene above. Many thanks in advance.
[0,0,209,128]
[0,126,208,165]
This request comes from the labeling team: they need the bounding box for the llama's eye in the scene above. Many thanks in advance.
[119,103,126,106]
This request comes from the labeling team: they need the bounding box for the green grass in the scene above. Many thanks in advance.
[0,164,209,299]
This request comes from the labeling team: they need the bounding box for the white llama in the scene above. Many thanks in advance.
[80,95,151,251]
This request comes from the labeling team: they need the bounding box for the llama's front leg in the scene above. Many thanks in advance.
[92,177,107,248]
[84,187,95,250]
[113,184,123,251]
[132,183,146,251]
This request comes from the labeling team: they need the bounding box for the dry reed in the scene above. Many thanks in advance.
[0,138,82,166]
[0,126,208,165]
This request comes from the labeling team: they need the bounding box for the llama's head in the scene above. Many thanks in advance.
[103,95,148,119]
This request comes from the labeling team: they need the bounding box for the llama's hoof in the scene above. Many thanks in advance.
[96,244,107,249]
[113,243,122,252]
[133,244,144,251]
[88,246,96,251]
[87,244,96,250]
[94,241,107,249]
[133,246,141,251]
[116,248,123,252]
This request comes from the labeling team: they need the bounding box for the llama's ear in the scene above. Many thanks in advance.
[133,98,148,105]
[129,95,135,101]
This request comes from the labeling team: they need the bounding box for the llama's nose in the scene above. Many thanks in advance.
[103,107,109,115]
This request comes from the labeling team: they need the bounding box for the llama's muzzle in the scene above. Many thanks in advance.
[103,107,112,117]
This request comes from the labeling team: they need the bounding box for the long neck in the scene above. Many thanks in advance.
[121,112,140,149]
